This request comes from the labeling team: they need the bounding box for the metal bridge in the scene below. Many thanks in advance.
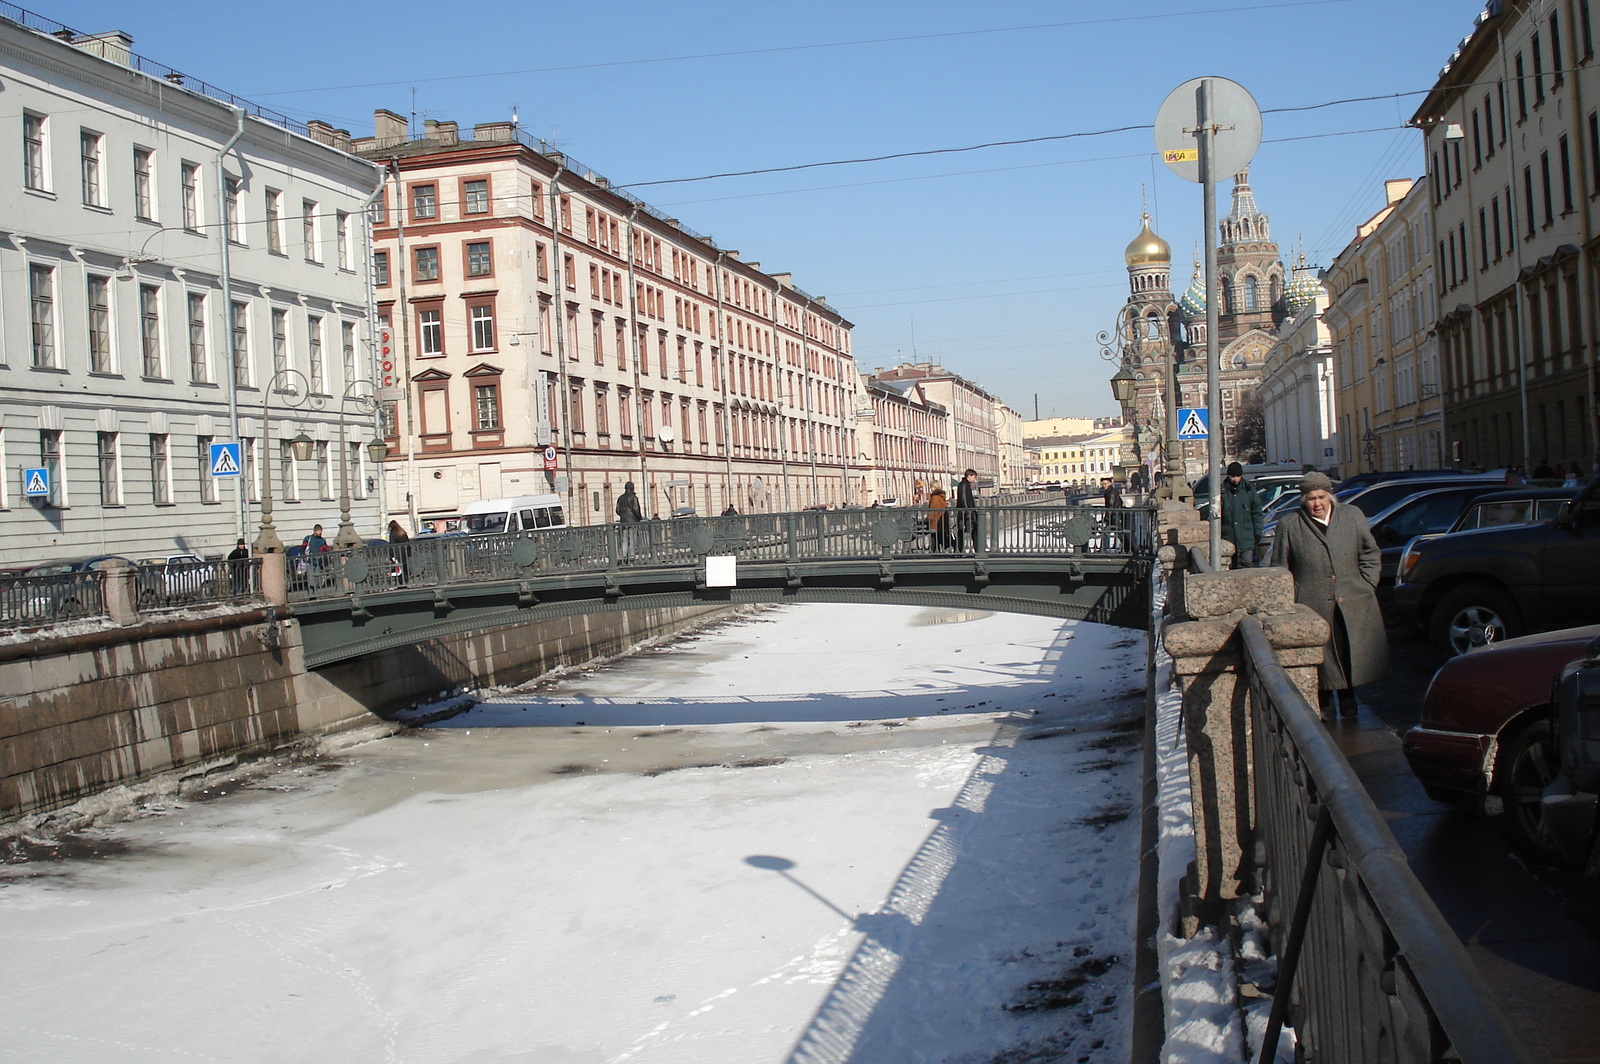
[289,505,1156,668]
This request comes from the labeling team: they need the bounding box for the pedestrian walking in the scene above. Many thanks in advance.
[954,468,979,552]
[1099,476,1124,508]
[226,538,251,595]
[386,520,410,585]
[1272,471,1389,717]
[303,523,327,554]
[1218,461,1265,568]
[928,483,949,550]
[616,481,643,561]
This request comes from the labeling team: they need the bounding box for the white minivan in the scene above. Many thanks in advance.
[423,495,568,535]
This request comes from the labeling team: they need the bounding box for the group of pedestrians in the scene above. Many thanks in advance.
[923,469,979,551]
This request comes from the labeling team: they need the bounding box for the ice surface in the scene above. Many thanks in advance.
[0,603,1145,1063]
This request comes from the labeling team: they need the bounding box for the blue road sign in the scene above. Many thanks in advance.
[21,467,50,497]
[209,441,243,478]
[1176,408,1210,440]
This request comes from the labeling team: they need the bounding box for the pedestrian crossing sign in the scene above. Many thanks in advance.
[209,441,243,478]
[21,467,49,497]
[1176,408,1210,440]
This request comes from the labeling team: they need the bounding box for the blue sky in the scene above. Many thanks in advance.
[44,0,1482,418]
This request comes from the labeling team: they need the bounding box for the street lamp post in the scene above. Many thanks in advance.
[254,369,316,555]
[332,381,389,550]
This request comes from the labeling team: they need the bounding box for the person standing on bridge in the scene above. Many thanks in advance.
[617,481,643,561]
[1273,471,1388,717]
[927,483,949,551]
[954,468,979,552]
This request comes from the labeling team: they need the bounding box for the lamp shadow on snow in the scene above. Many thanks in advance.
[774,705,1144,1064]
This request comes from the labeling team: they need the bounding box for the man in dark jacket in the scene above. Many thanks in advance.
[1099,476,1123,508]
[616,482,643,523]
[1218,461,1265,567]
[954,468,979,552]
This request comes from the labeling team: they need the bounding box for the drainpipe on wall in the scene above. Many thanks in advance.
[216,105,246,542]
[358,171,387,527]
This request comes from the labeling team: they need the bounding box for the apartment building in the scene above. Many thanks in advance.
[353,112,859,524]
[1414,0,1599,473]
[1259,261,1337,469]
[1035,435,1093,484]
[0,10,383,564]
[994,404,1027,491]
[859,376,949,504]
[869,363,1000,488]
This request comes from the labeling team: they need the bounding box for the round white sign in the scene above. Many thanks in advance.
[1154,77,1261,184]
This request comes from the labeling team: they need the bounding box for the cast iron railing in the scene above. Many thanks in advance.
[1238,615,1531,1063]
[135,558,263,612]
[289,504,1156,602]
[0,570,106,627]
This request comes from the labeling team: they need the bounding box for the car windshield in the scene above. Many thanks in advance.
[462,512,509,534]
[28,562,77,577]
[1458,500,1532,531]
[1380,492,1477,538]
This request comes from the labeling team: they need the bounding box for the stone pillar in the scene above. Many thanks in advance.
[260,552,288,606]
[104,565,137,625]
[1161,566,1327,931]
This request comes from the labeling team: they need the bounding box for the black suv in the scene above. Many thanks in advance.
[1392,477,1600,656]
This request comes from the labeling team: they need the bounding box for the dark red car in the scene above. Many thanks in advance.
[1404,623,1600,860]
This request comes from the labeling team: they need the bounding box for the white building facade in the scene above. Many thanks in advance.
[1259,264,1337,470]
[0,12,384,564]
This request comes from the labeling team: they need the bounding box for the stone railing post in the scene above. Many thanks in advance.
[259,551,288,606]
[104,565,137,625]
[1160,566,1327,932]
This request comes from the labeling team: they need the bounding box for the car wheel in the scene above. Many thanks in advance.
[1429,582,1521,658]
[1497,719,1564,864]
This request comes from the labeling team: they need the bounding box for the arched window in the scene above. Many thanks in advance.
[1145,313,1161,340]
[1220,276,1233,312]
[1244,276,1259,312]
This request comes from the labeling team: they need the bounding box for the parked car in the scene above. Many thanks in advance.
[1335,468,1472,494]
[20,554,135,618]
[1541,633,1600,869]
[134,552,207,606]
[1363,484,1517,584]
[1191,470,1308,515]
[1394,487,1579,586]
[1403,623,1600,861]
[1392,475,1600,656]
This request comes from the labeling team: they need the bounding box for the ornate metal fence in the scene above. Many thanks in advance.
[1238,615,1531,1064]
[0,570,106,627]
[135,558,263,612]
[290,505,1158,602]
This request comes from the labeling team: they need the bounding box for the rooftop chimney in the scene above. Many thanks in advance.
[374,109,407,143]
[474,122,515,143]
[423,119,459,145]
[71,31,134,67]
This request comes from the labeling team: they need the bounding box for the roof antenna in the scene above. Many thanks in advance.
[511,104,519,129]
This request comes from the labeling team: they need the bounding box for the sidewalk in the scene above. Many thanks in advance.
[1330,705,1600,1064]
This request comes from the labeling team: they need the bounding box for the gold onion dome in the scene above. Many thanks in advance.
[1284,255,1322,314]
[1124,214,1171,266]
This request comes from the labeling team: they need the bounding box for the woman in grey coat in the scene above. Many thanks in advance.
[1272,471,1389,714]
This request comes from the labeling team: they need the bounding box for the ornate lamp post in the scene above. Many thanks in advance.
[1098,304,1193,502]
[254,369,316,554]
[332,381,389,550]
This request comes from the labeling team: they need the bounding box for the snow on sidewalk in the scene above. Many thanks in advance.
[0,603,1146,1064]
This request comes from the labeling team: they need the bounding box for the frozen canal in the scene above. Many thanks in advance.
[1,603,1146,1064]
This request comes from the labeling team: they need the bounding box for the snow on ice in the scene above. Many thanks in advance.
[0,603,1146,1063]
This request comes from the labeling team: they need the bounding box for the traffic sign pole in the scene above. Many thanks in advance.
[1200,78,1224,568]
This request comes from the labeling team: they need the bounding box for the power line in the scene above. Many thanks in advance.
[251,0,1357,99]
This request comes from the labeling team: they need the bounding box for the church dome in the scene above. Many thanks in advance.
[1178,259,1207,320]
[1125,215,1171,266]
[1283,257,1322,314]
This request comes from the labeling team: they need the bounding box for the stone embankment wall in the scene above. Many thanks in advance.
[1,604,726,822]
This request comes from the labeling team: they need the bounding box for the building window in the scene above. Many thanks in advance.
[418,308,443,355]
[302,199,320,262]
[308,315,325,393]
[30,263,56,368]
[181,162,200,230]
[336,211,350,268]
[372,191,387,226]
[374,250,390,286]
[464,179,489,214]
[80,130,103,206]
[411,183,436,220]
[280,439,299,502]
[1560,135,1575,214]
[133,148,154,220]
[150,434,170,504]
[414,246,440,282]
[1541,151,1555,225]
[474,383,501,430]
[1533,31,1546,101]
[23,113,47,190]
[198,435,216,503]
[1517,53,1529,118]
[271,307,289,378]
[224,175,243,244]
[140,284,163,377]
[187,292,208,382]
[595,387,609,435]
[466,240,492,277]
[316,440,331,500]
[1524,165,1537,234]
[88,275,112,374]
[41,430,62,506]
[265,189,283,253]
[470,304,495,351]
[98,432,121,506]
[341,321,357,385]
[231,300,250,387]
